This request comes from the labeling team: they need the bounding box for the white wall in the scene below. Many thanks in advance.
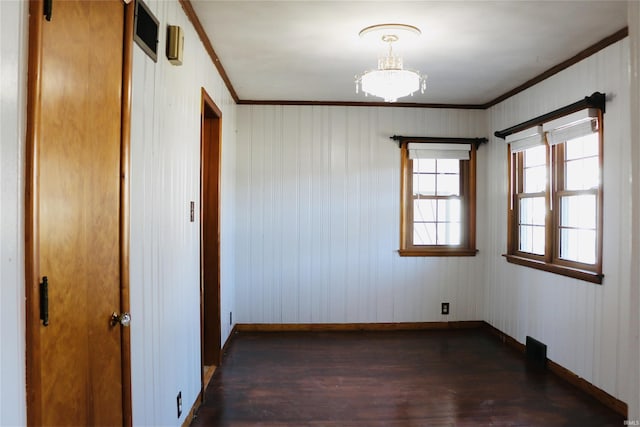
[236,106,487,324]
[628,0,640,421]
[129,1,236,425]
[484,39,633,406]
[0,1,27,425]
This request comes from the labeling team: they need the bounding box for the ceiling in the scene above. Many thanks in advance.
[189,1,628,106]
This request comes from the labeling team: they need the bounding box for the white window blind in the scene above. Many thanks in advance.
[543,108,599,146]
[506,125,544,153]
[408,143,471,160]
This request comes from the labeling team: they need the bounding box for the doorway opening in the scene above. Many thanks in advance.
[200,88,222,394]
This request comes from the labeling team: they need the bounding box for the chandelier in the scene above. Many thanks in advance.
[355,24,427,103]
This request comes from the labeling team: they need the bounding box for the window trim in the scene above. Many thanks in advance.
[398,139,480,257]
[503,109,604,284]
[552,141,603,272]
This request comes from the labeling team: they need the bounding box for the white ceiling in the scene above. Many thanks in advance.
[190,1,628,105]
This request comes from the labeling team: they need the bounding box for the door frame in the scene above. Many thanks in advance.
[200,88,222,392]
[24,1,134,425]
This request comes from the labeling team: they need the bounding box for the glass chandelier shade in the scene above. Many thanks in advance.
[355,29,427,103]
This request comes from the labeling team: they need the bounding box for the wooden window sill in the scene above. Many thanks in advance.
[398,248,478,257]
[503,254,603,284]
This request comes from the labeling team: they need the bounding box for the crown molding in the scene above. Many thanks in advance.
[237,99,485,109]
[482,27,628,109]
[179,0,239,103]
[180,1,627,111]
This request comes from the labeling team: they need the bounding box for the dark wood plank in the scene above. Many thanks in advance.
[191,330,624,426]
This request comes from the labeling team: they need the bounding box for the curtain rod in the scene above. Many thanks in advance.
[390,136,488,149]
[494,92,605,139]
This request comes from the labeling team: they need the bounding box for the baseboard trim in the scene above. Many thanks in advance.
[222,324,238,356]
[483,322,628,417]
[235,321,485,332]
[181,389,201,427]
[183,324,239,427]
[485,322,527,353]
[546,359,628,417]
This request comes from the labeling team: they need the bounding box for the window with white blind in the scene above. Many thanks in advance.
[505,108,603,283]
[399,141,477,256]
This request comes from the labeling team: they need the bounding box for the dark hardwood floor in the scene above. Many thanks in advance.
[191,329,625,426]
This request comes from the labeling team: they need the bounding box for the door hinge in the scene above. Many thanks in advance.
[43,0,52,21]
[40,276,49,326]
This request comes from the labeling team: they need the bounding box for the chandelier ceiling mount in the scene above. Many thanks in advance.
[355,23,427,103]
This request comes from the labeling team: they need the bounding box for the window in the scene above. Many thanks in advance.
[399,141,477,256]
[506,108,603,283]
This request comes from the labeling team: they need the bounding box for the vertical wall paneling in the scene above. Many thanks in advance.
[129,0,236,425]
[484,39,633,407]
[0,1,27,425]
[629,1,640,420]
[236,105,487,324]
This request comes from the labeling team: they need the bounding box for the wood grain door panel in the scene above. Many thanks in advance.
[27,0,126,425]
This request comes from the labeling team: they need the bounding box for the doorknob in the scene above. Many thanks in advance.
[110,312,131,327]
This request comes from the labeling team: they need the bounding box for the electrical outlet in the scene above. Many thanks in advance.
[229,311,233,326]
[441,302,450,315]
[177,391,182,418]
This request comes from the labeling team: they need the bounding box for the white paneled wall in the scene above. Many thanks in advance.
[484,39,633,405]
[236,106,487,324]
[129,1,236,425]
[628,1,640,420]
[0,1,27,425]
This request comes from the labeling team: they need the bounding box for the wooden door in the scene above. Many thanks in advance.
[25,0,132,425]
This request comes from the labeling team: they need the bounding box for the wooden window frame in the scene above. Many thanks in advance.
[399,142,478,257]
[505,111,604,284]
